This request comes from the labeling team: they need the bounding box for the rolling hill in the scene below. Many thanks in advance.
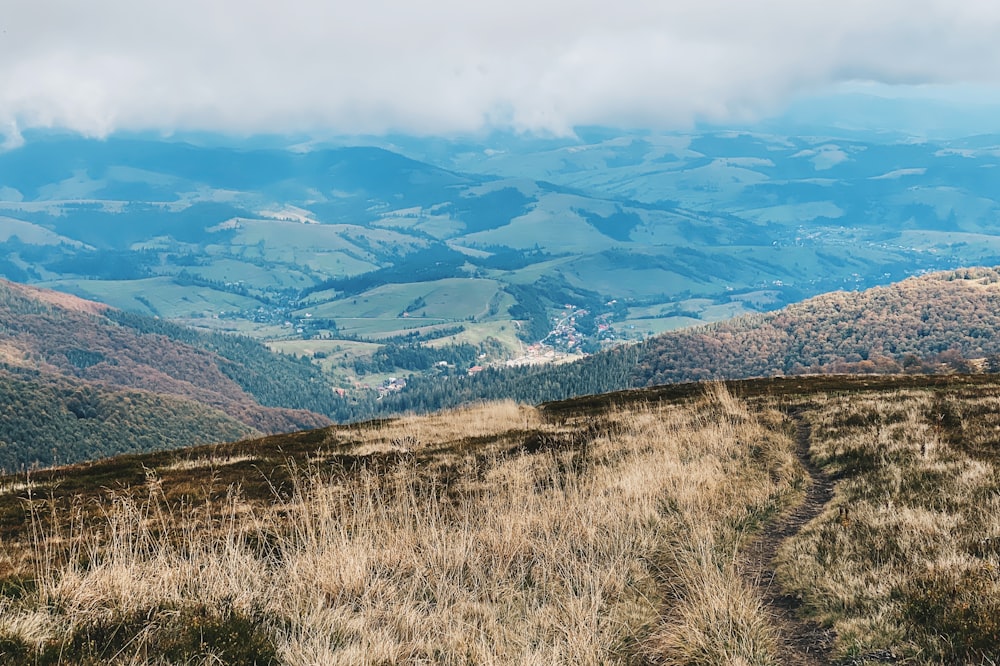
[2,132,993,361]
[0,279,339,468]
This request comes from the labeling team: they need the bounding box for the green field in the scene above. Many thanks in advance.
[372,207,466,238]
[178,258,314,291]
[0,216,85,247]
[462,195,615,253]
[423,320,521,350]
[38,277,263,319]
[299,278,507,328]
[268,339,382,385]
[486,256,579,285]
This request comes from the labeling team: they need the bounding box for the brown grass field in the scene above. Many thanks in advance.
[0,374,998,664]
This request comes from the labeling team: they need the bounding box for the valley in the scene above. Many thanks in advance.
[5,258,1000,472]
[2,129,998,398]
[6,4,1000,663]
[343,267,1000,421]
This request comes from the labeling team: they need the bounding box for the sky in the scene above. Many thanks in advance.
[2,0,1000,147]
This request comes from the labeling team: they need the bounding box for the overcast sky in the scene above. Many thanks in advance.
[2,0,999,146]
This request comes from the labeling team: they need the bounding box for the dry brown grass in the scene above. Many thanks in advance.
[777,390,1000,664]
[0,388,802,665]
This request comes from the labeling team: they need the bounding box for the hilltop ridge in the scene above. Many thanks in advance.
[632,266,1000,385]
[0,374,997,663]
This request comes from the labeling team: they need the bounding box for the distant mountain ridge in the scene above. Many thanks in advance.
[2,132,989,346]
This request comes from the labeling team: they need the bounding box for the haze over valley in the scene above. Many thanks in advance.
[3,123,1000,398]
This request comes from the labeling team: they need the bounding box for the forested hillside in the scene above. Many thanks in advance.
[364,344,642,418]
[0,279,341,467]
[632,266,1000,385]
[0,367,254,471]
[103,310,342,417]
[0,279,336,429]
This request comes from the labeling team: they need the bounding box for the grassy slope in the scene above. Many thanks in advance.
[0,374,998,663]
[0,385,800,664]
[38,276,265,319]
[778,385,1000,663]
[300,278,505,335]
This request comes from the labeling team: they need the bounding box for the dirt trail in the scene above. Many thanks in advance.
[743,412,836,666]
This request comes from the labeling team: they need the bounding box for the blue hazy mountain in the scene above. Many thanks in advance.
[0,128,997,375]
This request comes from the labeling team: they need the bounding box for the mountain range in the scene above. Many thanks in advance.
[2,130,999,395]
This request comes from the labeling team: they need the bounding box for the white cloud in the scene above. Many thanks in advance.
[1,0,999,140]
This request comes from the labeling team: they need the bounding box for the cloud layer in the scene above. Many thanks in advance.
[2,0,999,142]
